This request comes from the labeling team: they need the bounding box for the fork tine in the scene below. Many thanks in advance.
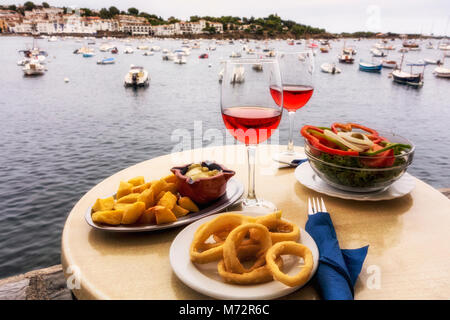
[317,197,322,212]
[320,197,327,213]
[308,198,314,215]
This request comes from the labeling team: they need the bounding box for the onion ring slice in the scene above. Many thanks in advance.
[217,257,283,285]
[223,223,272,274]
[265,241,313,287]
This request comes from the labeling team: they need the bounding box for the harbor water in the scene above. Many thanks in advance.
[0,36,449,278]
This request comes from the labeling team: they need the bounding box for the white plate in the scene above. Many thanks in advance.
[294,162,415,201]
[169,212,319,300]
[85,179,244,232]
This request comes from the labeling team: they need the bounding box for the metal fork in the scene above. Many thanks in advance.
[308,197,327,215]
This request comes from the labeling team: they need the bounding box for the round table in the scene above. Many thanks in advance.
[61,145,450,299]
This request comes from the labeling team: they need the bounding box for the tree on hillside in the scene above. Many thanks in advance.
[128,7,139,15]
[8,5,17,11]
[109,6,120,17]
[24,1,36,11]
[99,8,111,19]
[42,2,50,8]
[168,16,180,23]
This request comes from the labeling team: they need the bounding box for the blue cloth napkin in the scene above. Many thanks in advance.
[291,158,308,166]
[305,211,369,300]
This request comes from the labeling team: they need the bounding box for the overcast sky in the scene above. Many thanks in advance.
[2,0,450,35]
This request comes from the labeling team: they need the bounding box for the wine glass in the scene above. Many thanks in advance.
[272,50,314,165]
[221,58,283,212]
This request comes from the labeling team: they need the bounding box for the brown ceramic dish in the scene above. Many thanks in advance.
[171,161,235,205]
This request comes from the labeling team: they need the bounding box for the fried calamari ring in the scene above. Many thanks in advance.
[251,211,300,243]
[223,223,272,274]
[217,257,283,285]
[265,241,313,287]
[190,213,251,264]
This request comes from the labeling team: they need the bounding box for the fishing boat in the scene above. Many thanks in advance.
[359,60,382,72]
[424,58,441,65]
[143,51,154,56]
[343,47,357,55]
[398,48,409,53]
[426,42,434,49]
[23,62,46,76]
[252,63,263,72]
[99,44,114,52]
[433,66,450,78]
[381,59,398,69]
[137,45,149,50]
[151,46,161,52]
[320,46,329,53]
[391,55,424,87]
[124,65,149,87]
[111,47,119,54]
[97,57,115,65]
[338,53,354,63]
[370,48,387,57]
[199,53,209,59]
[266,50,276,57]
[321,63,341,74]
[402,40,419,48]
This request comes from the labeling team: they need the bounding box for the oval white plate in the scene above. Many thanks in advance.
[294,162,415,201]
[170,212,319,300]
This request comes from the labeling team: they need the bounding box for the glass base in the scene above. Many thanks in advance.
[239,198,278,214]
[272,151,306,166]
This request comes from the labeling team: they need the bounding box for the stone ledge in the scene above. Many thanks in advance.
[0,188,449,300]
[0,264,73,300]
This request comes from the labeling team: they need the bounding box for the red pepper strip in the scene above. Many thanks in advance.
[331,122,380,137]
[360,144,395,168]
[301,126,359,156]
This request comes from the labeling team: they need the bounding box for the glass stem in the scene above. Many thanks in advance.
[287,111,296,153]
[246,144,257,201]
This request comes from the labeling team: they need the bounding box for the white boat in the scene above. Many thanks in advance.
[218,68,224,82]
[124,46,134,54]
[48,36,57,42]
[162,48,169,54]
[151,46,161,52]
[99,44,114,52]
[424,58,441,65]
[143,51,154,56]
[320,63,341,74]
[124,65,149,87]
[381,59,398,69]
[137,45,149,50]
[174,53,187,64]
[162,52,175,61]
[371,48,387,57]
[266,50,276,57]
[252,63,263,72]
[97,57,115,65]
[230,65,245,84]
[23,62,46,76]
[433,66,450,78]
[230,51,242,58]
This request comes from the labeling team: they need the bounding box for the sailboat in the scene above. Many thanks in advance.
[391,54,424,87]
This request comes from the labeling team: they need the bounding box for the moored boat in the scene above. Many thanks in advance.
[321,63,341,74]
[381,59,397,69]
[338,53,354,63]
[23,62,46,76]
[370,48,387,57]
[124,46,134,54]
[124,65,149,87]
[359,60,382,72]
[433,66,450,78]
[97,57,115,65]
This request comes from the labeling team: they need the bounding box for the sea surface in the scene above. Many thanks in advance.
[0,36,449,278]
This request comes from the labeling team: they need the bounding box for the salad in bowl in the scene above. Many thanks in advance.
[301,123,415,192]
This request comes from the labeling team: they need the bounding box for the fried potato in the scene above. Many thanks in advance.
[92,196,115,212]
[157,192,177,210]
[162,174,177,184]
[128,176,145,186]
[137,188,155,209]
[132,182,152,194]
[113,202,132,211]
[116,193,140,204]
[92,210,123,225]
[155,190,166,202]
[137,206,157,224]
[154,206,177,224]
[163,182,178,194]
[121,201,146,224]
[150,179,168,197]
[179,196,200,212]
[117,181,133,199]
[172,204,189,217]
